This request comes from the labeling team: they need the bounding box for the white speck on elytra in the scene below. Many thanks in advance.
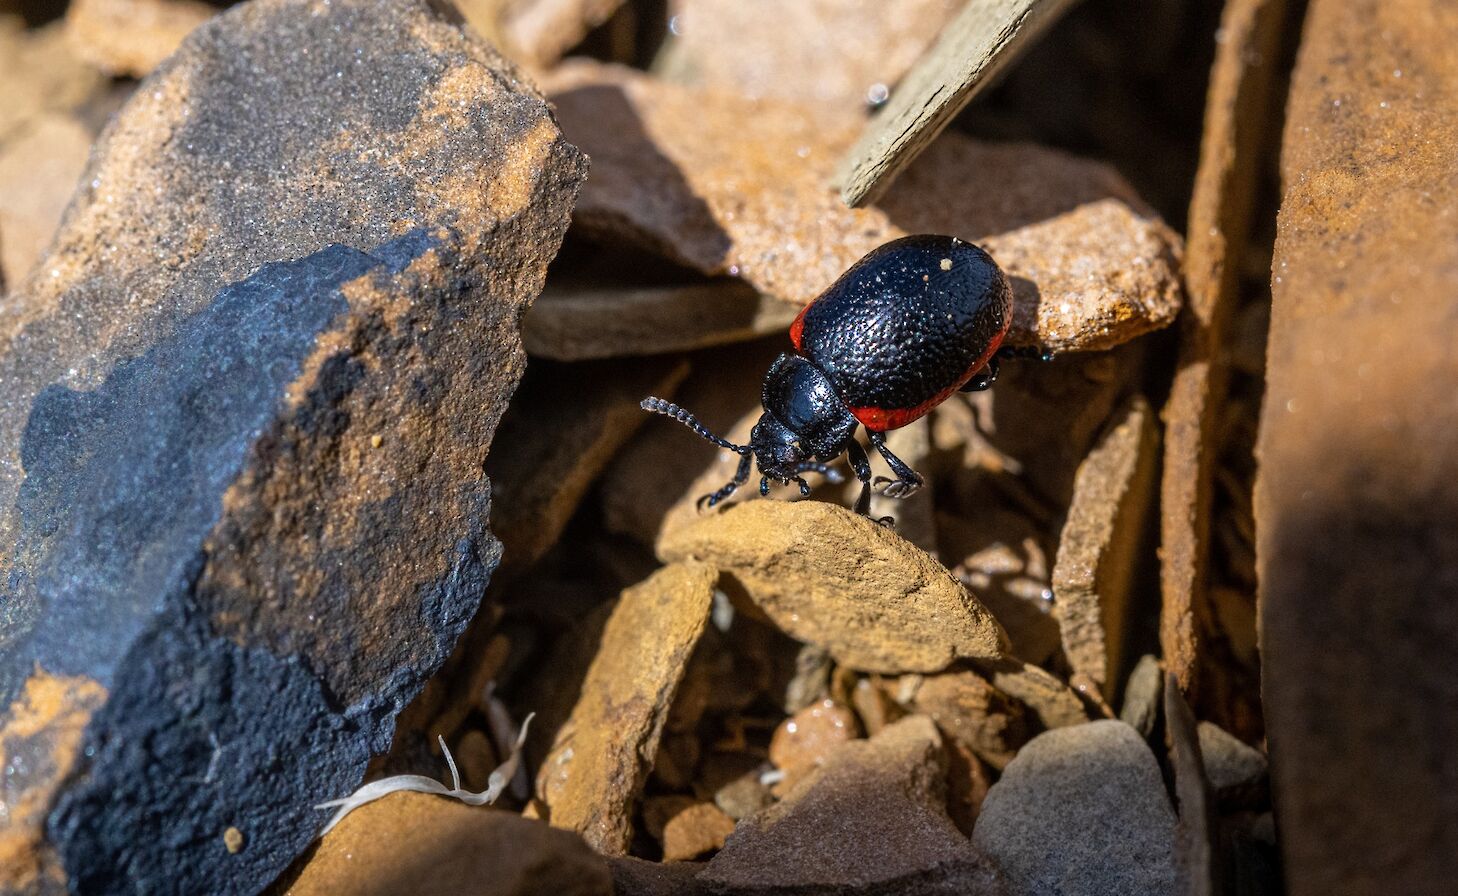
[939,258,952,271]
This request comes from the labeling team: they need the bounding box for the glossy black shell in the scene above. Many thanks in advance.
[794,235,1013,418]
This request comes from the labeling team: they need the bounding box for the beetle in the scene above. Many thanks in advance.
[642,234,1035,519]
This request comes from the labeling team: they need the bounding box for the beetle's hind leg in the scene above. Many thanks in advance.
[960,356,999,392]
[868,430,925,499]
[697,452,753,511]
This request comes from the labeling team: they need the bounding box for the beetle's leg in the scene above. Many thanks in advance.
[759,476,771,496]
[697,452,754,511]
[960,356,999,392]
[792,476,812,496]
[793,460,845,484]
[846,439,875,516]
[868,430,925,499]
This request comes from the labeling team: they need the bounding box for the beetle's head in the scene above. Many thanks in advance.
[748,414,805,485]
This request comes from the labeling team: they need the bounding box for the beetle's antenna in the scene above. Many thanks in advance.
[793,461,845,484]
[641,397,750,454]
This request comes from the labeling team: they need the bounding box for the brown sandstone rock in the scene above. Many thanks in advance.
[906,669,1031,770]
[0,113,91,288]
[1052,396,1160,696]
[702,715,1005,894]
[548,62,1183,354]
[64,0,214,78]
[537,563,718,854]
[284,793,610,896]
[0,20,105,142]
[1256,2,1458,893]
[659,501,1009,674]
[643,796,738,862]
[656,0,962,110]
[487,356,688,578]
[523,279,797,361]
[767,698,859,788]
[0,1,586,890]
[1160,0,1287,733]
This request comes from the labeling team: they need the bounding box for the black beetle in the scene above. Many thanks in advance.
[642,234,1036,518]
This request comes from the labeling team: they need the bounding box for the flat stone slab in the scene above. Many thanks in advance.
[537,562,718,854]
[658,500,1009,674]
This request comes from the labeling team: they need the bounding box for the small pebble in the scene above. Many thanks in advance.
[223,827,244,854]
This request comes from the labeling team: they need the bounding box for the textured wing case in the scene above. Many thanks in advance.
[790,235,1012,430]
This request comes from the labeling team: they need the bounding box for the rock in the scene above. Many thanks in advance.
[850,676,907,737]
[0,1,586,891]
[523,278,797,361]
[452,729,500,793]
[0,20,105,142]
[938,506,1061,665]
[64,0,214,78]
[1119,654,1164,740]
[906,669,1030,770]
[944,738,994,836]
[1052,396,1160,696]
[700,753,774,820]
[643,796,738,862]
[1196,721,1267,808]
[1164,676,1216,896]
[781,643,833,714]
[1257,2,1458,893]
[1160,0,1287,735]
[972,720,1178,896]
[283,793,611,896]
[486,356,688,578]
[608,856,705,896]
[659,501,1009,673]
[768,698,859,788]
[975,659,1091,730]
[656,0,962,110]
[548,62,1184,354]
[537,563,718,854]
[702,716,1005,894]
[504,0,628,68]
[0,113,92,288]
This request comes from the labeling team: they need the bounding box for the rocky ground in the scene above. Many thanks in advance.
[0,0,1454,895]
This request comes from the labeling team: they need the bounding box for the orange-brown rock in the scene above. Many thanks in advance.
[659,500,1010,674]
[1052,396,1160,696]
[768,698,859,788]
[642,796,738,862]
[486,356,688,578]
[536,563,718,854]
[1256,2,1458,893]
[656,0,962,110]
[703,715,1005,894]
[906,669,1031,770]
[0,0,585,890]
[0,113,92,288]
[64,0,214,78]
[1160,0,1287,733]
[0,20,105,141]
[548,62,1184,354]
[938,506,1061,665]
[523,278,796,361]
[284,793,611,896]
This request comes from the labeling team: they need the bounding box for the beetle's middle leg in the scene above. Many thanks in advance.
[697,452,753,510]
[868,430,925,498]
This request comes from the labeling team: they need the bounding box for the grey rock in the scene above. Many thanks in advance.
[1198,721,1268,807]
[972,720,1178,896]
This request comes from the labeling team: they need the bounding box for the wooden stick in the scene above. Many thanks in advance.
[833,0,1081,208]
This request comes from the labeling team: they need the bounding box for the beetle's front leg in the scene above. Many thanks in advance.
[696,452,753,510]
[959,356,999,392]
[868,430,925,498]
[845,439,875,515]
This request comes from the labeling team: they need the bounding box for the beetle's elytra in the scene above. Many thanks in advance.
[642,234,1031,520]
